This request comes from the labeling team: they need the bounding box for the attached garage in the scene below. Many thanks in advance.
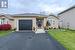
[19,20,32,30]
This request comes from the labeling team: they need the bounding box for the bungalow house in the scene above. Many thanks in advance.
[10,13,48,31]
[0,13,48,31]
[58,5,75,30]
[47,14,59,28]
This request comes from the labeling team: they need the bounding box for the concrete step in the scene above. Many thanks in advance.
[35,29,45,33]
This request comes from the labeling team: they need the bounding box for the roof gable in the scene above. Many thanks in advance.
[58,5,75,15]
[0,15,5,17]
[49,15,59,19]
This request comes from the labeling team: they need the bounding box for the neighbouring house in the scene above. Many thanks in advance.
[0,15,8,24]
[47,14,59,28]
[58,5,75,30]
[0,14,15,29]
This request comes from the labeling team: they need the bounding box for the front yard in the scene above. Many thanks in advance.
[48,29,75,50]
[0,31,12,37]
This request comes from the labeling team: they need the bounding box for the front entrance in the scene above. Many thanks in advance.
[36,17,44,29]
[19,20,32,30]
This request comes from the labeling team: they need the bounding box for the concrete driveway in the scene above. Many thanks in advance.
[0,31,66,50]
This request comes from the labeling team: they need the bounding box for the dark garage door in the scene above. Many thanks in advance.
[19,20,32,30]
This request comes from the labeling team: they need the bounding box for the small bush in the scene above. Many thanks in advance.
[32,27,35,31]
[13,28,16,31]
[0,24,11,30]
[44,26,48,30]
[54,28,56,29]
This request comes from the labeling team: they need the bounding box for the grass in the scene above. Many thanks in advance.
[0,31,12,37]
[48,29,75,50]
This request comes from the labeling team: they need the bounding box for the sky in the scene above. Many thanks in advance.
[0,0,75,14]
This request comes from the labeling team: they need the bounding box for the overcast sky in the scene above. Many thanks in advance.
[0,0,75,14]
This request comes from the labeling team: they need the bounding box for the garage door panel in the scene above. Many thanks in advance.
[19,20,32,30]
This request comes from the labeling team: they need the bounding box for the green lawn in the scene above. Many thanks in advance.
[0,31,12,37]
[48,29,75,50]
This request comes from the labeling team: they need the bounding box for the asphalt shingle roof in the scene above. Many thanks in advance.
[11,13,48,17]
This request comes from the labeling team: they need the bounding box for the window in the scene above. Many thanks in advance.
[46,21,51,26]
[50,20,52,23]
[53,21,55,22]
[0,19,1,24]
[60,20,63,22]
[48,19,52,26]
[49,19,52,24]
[53,20,55,25]
[0,18,5,24]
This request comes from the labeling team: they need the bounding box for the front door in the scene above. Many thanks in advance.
[36,18,44,29]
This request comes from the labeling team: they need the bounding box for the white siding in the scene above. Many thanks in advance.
[59,8,75,30]
[48,16,58,28]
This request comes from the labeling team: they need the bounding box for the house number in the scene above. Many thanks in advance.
[0,0,8,8]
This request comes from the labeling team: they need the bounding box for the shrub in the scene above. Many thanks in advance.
[13,28,16,31]
[32,27,35,31]
[44,26,48,30]
[0,24,11,30]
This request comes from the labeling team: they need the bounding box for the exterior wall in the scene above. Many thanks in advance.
[53,19,58,28]
[59,8,75,30]
[43,17,47,27]
[8,19,15,29]
[0,17,9,24]
[48,16,58,28]
[13,17,36,31]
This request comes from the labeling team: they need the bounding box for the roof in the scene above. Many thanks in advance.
[0,14,13,19]
[49,14,59,19]
[0,15,5,17]
[58,5,75,15]
[11,13,48,17]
